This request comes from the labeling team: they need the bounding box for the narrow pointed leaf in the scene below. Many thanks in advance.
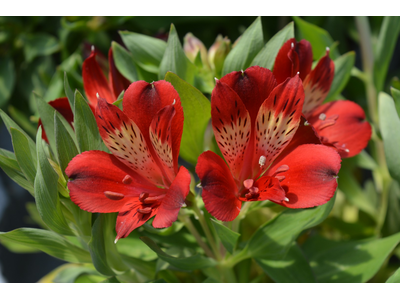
[255,242,316,283]
[303,232,400,283]
[164,72,211,165]
[119,31,167,74]
[111,41,139,82]
[53,265,101,283]
[54,113,79,175]
[374,16,400,92]
[390,87,400,121]
[222,17,264,75]
[159,24,195,84]
[251,21,294,69]
[210,219,240,254]
[64,72,75,109]
[140,236,216,271]
[325,51,355,101]
[386,267,400,283]
[0,228,91,263]
[74,90,102,152]
[0,56,15,106]
[247,194,335,259]
[379,92,400,184]
[34,127,72,235]
[10,128,37,184]
[293,16,340,60]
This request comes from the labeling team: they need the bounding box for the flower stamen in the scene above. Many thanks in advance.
[104,191,125,200]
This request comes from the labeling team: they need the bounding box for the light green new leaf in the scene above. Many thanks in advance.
[111,41,139,82]
[255,242,316,283]
[246,194,335,259]
[222,17,264,76]
[374,16,400,93]
[251,21,294,70]
[379,92,400,184]
[210,219,240,254]
[0,56,15,107]
[303,232,400,283]
[34,128,72,235]
[119,31,167,74]
[74,90,103,152]
[293,16,340,60]
[0,148,33,194]
[159,24,196,84]
[0,228,91,263]
[386,267,400,283]
[140,236,216,271]
[325,52,355,102]
[22,33,60,63]
[10,128,37,184]
[54,113,79,176]
[164,72,211,165]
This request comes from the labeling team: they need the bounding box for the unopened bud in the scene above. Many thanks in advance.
[208,35,231,77]
[183,33,210,69]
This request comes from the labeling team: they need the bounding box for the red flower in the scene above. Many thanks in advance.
[274,38,372,158]
[65,80,191,241]
[195,66,341,222]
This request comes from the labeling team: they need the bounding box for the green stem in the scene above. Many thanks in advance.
[178,213,215,259]
[231,202,252,233]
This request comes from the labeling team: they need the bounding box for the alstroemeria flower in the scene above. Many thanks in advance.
[196,66,341,221]
[65,80,191,241]
[273,38,372,158]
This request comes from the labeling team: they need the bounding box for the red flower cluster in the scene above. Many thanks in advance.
[196,66,342,221]
[66,80,191,242]
[274,38,372,158]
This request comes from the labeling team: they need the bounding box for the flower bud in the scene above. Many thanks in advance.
[183,33,210,69]
[208,34,231,78]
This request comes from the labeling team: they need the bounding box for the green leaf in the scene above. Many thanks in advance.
[210,219,240,254]
[159,24,195,84]
[374,16,400,92]
[140,236,216,271]
[255,242,316,283]
[222,17,264,76]
[10,128,37,184]
[22,33,60,63]
[0,228,91,263]
[164,72,211,165]
[0,56,15,107]
[73,90,103,152]
[382,180,400,237]
[44,70,64,102]
[386,267,400,283]
[379,92,400,184]
[54,112,79,176]
[351,150,378,170]
[325,52,355,101]
[251,21,294,69]
[390,87,400,121]
[303,232,400,283]
[34,127,72,235]
[53,264,101,283]
[0,148,33,194]
[64,72,75,109]
[121,255,156,279]
[119,31,167,74]
[246,194,335,259]
[111,41,139,82]
[293,16,340,60]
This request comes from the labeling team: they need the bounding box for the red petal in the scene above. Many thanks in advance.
[196,151,241,222]
[95,98,165,186]
[123,80,183,171]
[273,39,313,84]
[265,144,341,208]
[39,97,73,143]
[152,166,191,228]
[149,104,177,183]
[252,75,305,178]
[82,49,115,105]
[115,202,158,240]
[219,66,277,122]
[307,100,372,158]
[211,80,252,180]
[66,150,160,213]
[108,47,131,99]
[302,51,335,116]
[239,176,286,203]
